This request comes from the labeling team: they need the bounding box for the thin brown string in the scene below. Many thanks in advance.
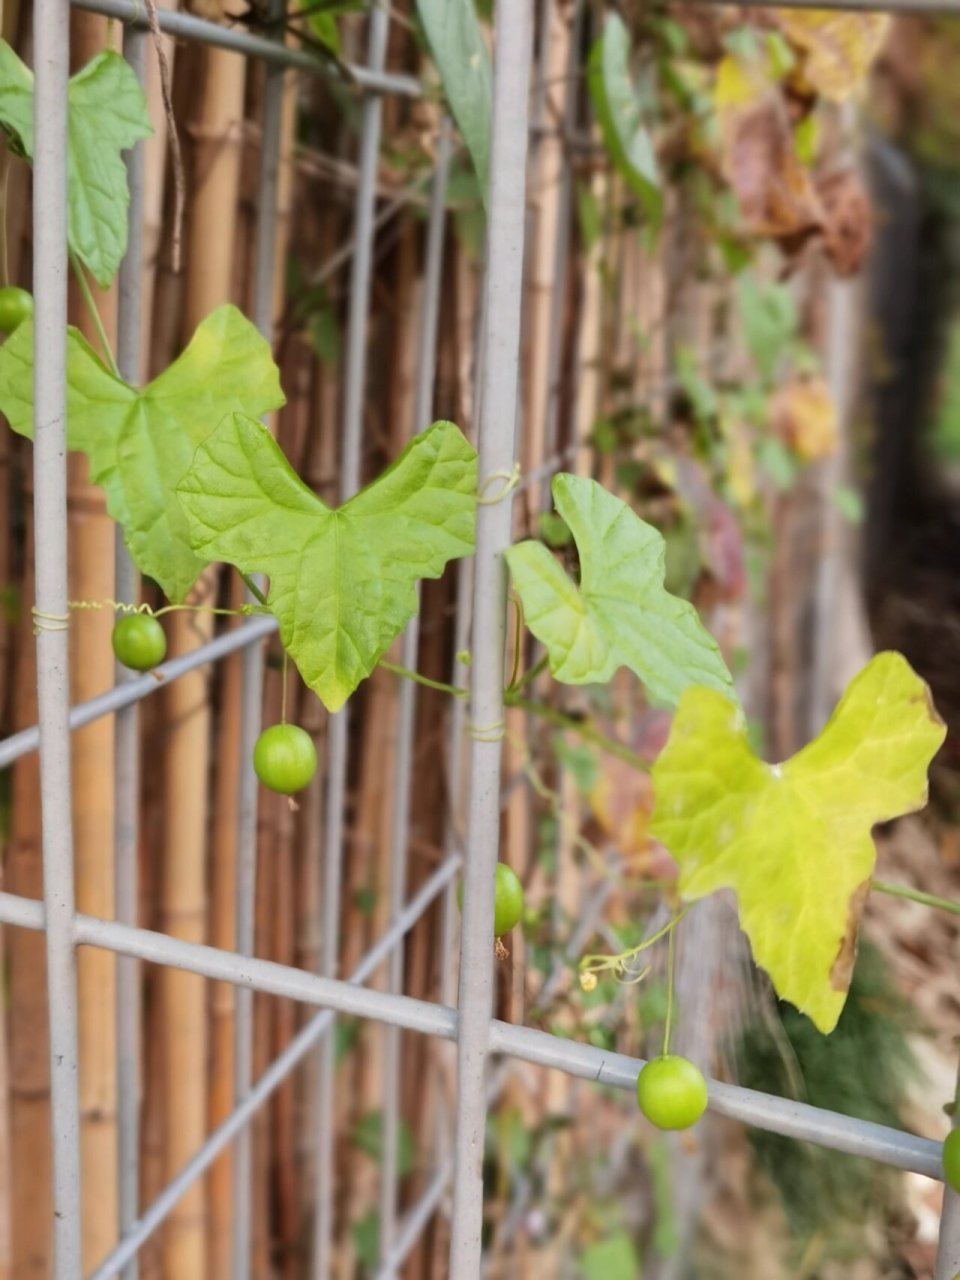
[144,0,185,273]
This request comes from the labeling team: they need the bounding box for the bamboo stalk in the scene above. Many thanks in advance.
[7,522,50,1279]
[162,42,247,1280]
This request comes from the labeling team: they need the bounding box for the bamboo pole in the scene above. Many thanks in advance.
[162,42,246,1280]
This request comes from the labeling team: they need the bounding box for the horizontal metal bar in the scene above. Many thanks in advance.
[84,852,463,1280]
[0,614,277,769]
[69,0,423,93]
[0,885,944,1186]
[706,0,960,11]
[487,1021,942,1179]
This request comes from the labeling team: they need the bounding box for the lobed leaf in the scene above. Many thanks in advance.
[416,0,492,199]
[650,652,946,1032]
[587,13,661,225]
[177,413,477,711]
[0,305,284,601]
[504,474,735,708]
[0,41,152,287]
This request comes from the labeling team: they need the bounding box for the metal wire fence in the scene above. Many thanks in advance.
[8,0,960,1277]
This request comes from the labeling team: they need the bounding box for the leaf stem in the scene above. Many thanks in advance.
[69,253,121,378]
[663,909,678,1057]
[505,593,523,692]
[871,879,960,918]
[378,659,468,699]
[240,571,269,608]
[0,152,9,289]
[512,652,549,693]
[504,693,648,771]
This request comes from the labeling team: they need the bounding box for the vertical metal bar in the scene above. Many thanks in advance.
[33,3,83,1274]
[936,1191,960,1280]
[233,19,286,1280]
[936,1068,960,1280]
[378,121,452,1272]
[449,2,534,1271]
[115,25,148,1280]
[313,8,390,1276]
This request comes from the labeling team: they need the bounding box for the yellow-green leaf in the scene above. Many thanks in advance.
[650,652,945,1032]
[0,305,284,601]
[177,413,476,711]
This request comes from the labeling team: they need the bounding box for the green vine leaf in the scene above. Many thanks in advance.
[650,652,946,1033]
[0,41,153,287]
[587,13,661,226]
[0,305,284,601]
[177,413,477,712]
[416,0,492,198]
[504,474,735,708]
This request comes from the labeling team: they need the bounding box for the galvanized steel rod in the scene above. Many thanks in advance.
[376,1157,453,1280]
[114,25,148,1280]
[378,119,452,1272]
[81,852,463,1280]
[67,0,422,94]
[0,614,278,769]
[232,10,286,1276]
[935,1064,960,1280]
[450,1,534,1270]
[32,2,84,1273]
[376,1066,511,1279]
[315,9,390,1270]
[0,880,948,1190]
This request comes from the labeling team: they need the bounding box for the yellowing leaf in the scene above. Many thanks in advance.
[721,415,756,508]
[775,10,890,102]
[714,53,770,111]
[650,652,945,1032]
[588,759,654,861]
[772,376,838,461]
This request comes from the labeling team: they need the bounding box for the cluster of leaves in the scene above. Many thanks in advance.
[0,10,947,1051]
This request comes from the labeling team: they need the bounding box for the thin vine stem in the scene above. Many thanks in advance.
[871,879,960,918]
[69,253,121,377]
[0,152,9,289]
[505,594,523,692]
[378,659,468,699]
[67,598,265,622]
[513,652,549,693]
[504,693,648,771]
[281,648,289,725]
[580,905,690,978]
[663,910,678,1057]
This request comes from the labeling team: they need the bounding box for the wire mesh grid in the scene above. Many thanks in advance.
[11,0,960,1277]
